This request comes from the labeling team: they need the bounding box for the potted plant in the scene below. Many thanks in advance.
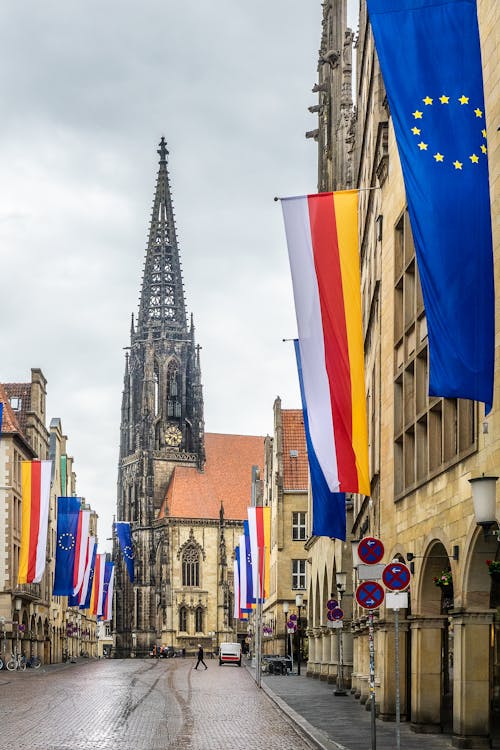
[486,560,500,580]
[433,570,453,588]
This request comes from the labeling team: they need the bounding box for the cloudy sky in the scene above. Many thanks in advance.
[0,1,358,551]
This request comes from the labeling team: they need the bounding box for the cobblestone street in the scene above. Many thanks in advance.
[0,658,313,750]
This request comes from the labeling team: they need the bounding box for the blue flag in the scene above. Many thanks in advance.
[115,522,134,583]
[294,341,346,540]
[243,521,255,608]
[81,543,97,610]
[367,0,494,410]
[53,497,81,596]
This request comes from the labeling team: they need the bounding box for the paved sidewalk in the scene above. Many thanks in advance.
[257,669,455,750]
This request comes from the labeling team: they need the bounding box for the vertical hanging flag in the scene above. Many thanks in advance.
[115,521,135,583]
[53,497,82,596]
[18,460,52,584]
[247,506,271,601]
[60,455,68,496]
[73,509,91,595]
[234,546,242,620]
[81,541,97,610]
[91,553,106,617]
[294,340,347,540]
[367,0,494,410]
[281,191,370,496]
[243,521,255,609]
[101,562,115,622]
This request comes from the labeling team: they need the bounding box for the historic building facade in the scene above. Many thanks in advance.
[305,0,500,746]
[262,399,309,659]
[114,140,264,657]
[0,370,98,664]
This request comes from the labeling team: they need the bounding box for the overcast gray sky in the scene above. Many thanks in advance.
[0,1,358,552]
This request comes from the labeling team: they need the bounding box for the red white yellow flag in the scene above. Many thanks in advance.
[18,460,52,584]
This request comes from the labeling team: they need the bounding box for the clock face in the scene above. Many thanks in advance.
[165,424,182,447]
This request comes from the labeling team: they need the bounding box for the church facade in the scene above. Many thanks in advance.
[114,140,264,657]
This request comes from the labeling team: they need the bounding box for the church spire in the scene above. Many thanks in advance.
[137,138,187,336]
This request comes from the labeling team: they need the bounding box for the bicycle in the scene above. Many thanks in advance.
[0,655,3,670]
[6,652,26,671]
[26,655,42,669]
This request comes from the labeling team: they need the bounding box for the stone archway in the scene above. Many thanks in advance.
[411,539,454,734]
[456,526,498,748]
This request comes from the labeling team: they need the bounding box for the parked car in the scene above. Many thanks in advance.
[219,642,242,667]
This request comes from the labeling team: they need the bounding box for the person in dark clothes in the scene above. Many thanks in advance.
[194,644,207,670]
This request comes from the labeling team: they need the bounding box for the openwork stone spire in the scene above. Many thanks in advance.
[137,137,187,335]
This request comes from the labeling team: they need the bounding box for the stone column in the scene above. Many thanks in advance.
[451,610,493,749]
[410,616,446,732]
[306,627,316,676]
[320,627,330,680]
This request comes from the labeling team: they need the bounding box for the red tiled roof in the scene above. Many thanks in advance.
[282,410,308,491]
[159,432,264,521]
[0,383,23,434]
[3,382,31,433]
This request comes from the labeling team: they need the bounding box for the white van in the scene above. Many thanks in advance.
[219,642,242,667]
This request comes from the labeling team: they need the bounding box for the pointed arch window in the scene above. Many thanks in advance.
[179,606,187,632]
[167,365,180,417]
[182,546,200,587]
[195,607,204,633]
[154,364,160,416]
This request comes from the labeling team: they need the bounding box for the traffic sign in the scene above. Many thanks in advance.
[289,613,297,622]
[358,536,385,565]
[331,607,344,621]
[355,580,385,610]
[382,562,411,591]
[326,599,339,610]
[287,620,297,632]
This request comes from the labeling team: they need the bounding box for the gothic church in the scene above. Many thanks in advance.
[114,139,264,657]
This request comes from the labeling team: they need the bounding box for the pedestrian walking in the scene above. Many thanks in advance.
[194,644,207,670]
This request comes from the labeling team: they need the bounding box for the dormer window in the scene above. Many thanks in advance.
[9,397,21,410]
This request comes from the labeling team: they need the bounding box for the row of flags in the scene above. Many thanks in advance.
[17,460,113,621]
[233,507,271,620]
[280,0,494,540]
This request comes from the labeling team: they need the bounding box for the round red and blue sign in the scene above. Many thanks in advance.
[382,562,411,591]
[326,599,339,611]
[355,580,385,610]
[357,536,385,565]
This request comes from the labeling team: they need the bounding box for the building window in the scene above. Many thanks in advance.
[292,512,307,541]
[393,209,475,497]
[9,397,21,410]
[292,559,306,590]
[179,606,187,632]
[182,546,200,587]
[195,607,203,633]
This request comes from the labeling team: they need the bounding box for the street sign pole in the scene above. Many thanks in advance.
[395,604,401,750]
[368,610,376,750]
[334,621,347,696]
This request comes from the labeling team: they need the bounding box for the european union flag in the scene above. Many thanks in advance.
[115,521,135,583]
[367,0,494,410]
[53,497,81,596]
[294,341,346,540]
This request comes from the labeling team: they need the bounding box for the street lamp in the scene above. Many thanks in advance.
[334,572,348,696]
[469,476,499,537]
[282,602,289,658]
[295,594,303,676]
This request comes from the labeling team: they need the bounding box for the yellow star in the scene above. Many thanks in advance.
[411,126,421,135]
[481,144,487,154]
[439,95,450,104]
[413,110,423,119]
[469,154,479,164]
[458,95,469,105]
[482,129,487,138]
[453,160,463,170]
[474,108,483,118]
[418,141,428,151]
[434,153,444,162]
[423,96,433,105]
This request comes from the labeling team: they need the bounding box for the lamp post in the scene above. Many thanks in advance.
[295,594,303,676]
[282,602,289,658]
[334,571,347,696]
[469,476,499,537]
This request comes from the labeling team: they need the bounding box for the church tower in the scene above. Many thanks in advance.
[114,139,205,656]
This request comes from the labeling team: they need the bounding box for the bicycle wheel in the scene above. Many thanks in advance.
[19,659,26,671]
[32,657,41,669]
[6,659,16,671]
[0,657,3,670]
